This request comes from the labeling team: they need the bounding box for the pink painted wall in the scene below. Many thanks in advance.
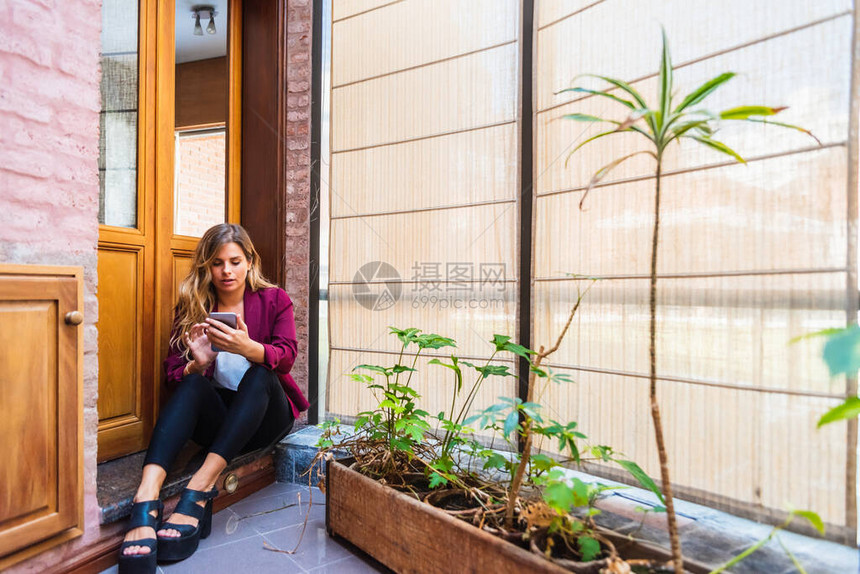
[0,0,102,571]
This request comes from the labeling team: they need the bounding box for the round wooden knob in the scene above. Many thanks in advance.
[64,311,84,325]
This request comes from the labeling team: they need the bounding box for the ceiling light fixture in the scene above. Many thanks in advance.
[191,5,217,37]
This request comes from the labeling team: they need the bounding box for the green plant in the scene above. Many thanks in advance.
[801,325,860,427]
[500,282,592,528]
[426,334,532,487]
[315,322,667,569]
[708,508,824,574]
[349,328,454,480]
[527,471,623,563]
[561,28,818,572]
[475,392,665,521]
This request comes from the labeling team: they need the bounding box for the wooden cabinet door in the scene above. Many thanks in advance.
[0,267,83,565]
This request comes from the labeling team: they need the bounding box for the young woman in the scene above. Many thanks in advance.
[118,223,309,573]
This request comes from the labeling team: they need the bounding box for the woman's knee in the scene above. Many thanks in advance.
[171,372,212,402]
[237,365,278,394]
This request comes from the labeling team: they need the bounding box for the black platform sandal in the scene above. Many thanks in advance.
[118,499,163,574]
[157,487,218,562]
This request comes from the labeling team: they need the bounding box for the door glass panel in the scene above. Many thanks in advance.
[174,128,227,237]
[173,1,229,237]
[99,0,139,228]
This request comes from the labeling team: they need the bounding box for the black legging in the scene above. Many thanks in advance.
[144,364,295,470]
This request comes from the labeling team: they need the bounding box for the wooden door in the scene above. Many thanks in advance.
[96,0,158,462]
[0,266,83,568]
[97,0,241,462]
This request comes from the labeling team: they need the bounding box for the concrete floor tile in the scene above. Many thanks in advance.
[233,490,326,535]
[245,481,307,500]
[195,507,258,550]
[307,555,387,573]
[262,522,356,572]
[159,534,298,573]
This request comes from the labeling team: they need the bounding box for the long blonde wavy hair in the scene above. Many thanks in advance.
[170,223,276,355]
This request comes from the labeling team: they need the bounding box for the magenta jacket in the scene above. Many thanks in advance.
[163,287,310,418]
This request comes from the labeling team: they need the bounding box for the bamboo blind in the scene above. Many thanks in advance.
[327,1,522,427]
[326,0,857,543]
[534,0,855,541]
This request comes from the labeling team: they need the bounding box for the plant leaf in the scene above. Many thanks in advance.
[354,364,391,376]
[389,327,421,347]
[790,509,825,535]
[415,333,457,350]
[719,105,787,120]
[788,327,846,345]
[428,472,448,489]
[471,364,511,378]
[564,130,621,168]
[559,113,619,125]
[544,481,577,513]
[616,459,665,504]
[574,74,648,109]
[428,357,463,391]
[503,409,520,438]
[675,72,735,113]
[579,151,656,209]
[818,397,860,428]
[555,86,636,109]
[658,27,673,136]
[743,118,823,146]
[668,119,711,141]
[578,536,601,562]
[686,135,746,163]
[501,340,536,361]
[821,324,860,376]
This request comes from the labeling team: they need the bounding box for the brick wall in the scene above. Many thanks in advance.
[284,0,314,418]
[0,0,102,571]
[175,131,227,237]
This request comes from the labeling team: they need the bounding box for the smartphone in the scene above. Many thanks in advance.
[208,312,237,352]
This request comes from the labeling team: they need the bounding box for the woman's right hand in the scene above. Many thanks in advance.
[184,323,217,371]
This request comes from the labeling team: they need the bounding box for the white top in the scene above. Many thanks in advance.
[213,351,251,391]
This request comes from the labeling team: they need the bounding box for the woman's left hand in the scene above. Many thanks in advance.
[206,314,259,358]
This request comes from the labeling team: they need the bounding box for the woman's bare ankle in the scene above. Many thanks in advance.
[133,486,161,503]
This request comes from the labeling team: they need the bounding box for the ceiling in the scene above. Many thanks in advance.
[175,0,229,64]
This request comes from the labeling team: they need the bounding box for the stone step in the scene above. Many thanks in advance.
[97,443,275,525]
[273,424,327,486]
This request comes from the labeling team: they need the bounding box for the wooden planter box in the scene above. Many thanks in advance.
[325,458,710,574]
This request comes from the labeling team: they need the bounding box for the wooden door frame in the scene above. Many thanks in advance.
[240,0,319,421]
[154,0,243,410]
[240,0,287,286]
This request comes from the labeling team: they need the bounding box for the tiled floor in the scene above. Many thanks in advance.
[101,482,385,574]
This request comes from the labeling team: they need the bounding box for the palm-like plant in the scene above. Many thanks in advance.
[561,30,818,572]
